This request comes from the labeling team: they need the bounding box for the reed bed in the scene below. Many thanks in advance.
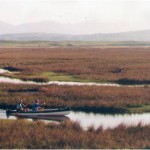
[0,119,150,149]
[0,47,150,83]
[0,83,149,112]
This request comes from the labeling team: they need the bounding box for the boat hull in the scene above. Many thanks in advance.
[6,107,70,117]
[18,115,70,122]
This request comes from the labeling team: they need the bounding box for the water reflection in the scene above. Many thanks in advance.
[0,109,16,120]
[17,115,70,122]
[0,109,150,130]
[0,109,69,122]
[68,111,150,130]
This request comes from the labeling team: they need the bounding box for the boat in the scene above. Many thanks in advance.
[6,107,70,117]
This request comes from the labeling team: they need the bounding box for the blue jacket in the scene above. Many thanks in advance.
[32,103,42,111]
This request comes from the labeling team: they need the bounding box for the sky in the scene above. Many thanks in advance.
[0,0,150,33]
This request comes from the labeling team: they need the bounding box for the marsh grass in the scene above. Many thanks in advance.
[0,47,149,112]
[0,119,150,149]
[0,45,149,148]
[0,47,150,83]
[0,83,149,112]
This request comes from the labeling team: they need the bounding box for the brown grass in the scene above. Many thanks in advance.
[0,47,150,112]
[0,119,150,149]
[0,47,150,82]
[0,83,149,112]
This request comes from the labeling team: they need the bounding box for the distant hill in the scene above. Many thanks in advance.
[0,21,150,41]
[0,20,118,35]
[0,31,150,41]
[0,21,15,34]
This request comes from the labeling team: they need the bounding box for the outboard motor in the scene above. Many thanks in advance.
[6,109,17,118]
[6,109,10,118]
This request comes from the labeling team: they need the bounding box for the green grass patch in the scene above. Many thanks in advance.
[128,105,150,113]
[1,41,150,47]
[41,71,84,82]
[40,71,116,83]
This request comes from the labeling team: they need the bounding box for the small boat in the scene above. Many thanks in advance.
[6,107,70,117]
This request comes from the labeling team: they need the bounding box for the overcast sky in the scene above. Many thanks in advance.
[0,0,150,33]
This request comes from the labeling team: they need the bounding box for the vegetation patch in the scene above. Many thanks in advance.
[128,105,150,113]
[0,47,150,83]
[22,76,49,83]
[0,120,150,149]
[0,83,149,113]
[41,71,84,82]
[0,74,17,79]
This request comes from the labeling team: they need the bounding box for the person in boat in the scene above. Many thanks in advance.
[32,99,45,111]
[16,100,27,111]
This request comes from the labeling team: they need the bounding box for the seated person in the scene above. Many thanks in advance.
[32,99,45,111]
[16,100,28,111]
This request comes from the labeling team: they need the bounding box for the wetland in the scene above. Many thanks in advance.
[0,44,150,148]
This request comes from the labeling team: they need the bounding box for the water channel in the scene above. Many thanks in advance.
[0,76,121,86]
[0,109,150,130]
[0,69,149,87]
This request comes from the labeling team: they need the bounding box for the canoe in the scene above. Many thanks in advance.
[6,107,70,117]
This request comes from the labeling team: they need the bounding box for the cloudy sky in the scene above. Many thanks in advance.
[0,0,150,33]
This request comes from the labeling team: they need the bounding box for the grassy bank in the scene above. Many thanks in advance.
[0,83,149,113]
[0,119,150,149]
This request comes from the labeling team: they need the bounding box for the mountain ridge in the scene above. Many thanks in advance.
[0,31,150,41]
[0,21,150,41]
